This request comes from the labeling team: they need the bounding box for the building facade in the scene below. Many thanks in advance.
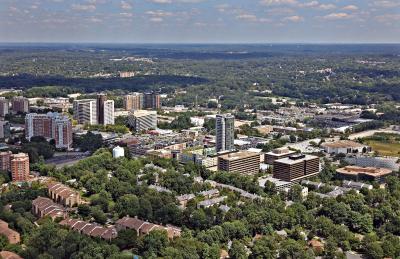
[10,153,30,182]
[0,151,12,172]
[143,92,160,109]
[25,112,73,149]
[123,93,143,111]
[0,120,10,139]
[11,96,29,113]
[73,99,97,125]
[103,100,115,125]
[127,110,157,132]
[218,151,260,175]
[273,154,320,182]
[96,94,107,125]
[0,97,9,117]
[216,114,235,152]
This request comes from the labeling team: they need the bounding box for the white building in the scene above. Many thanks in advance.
[103,100,115,125]
[73,99,97,125]
[321,140,370,154]
[0,97,9,117]
[127,110,157,132]
[216,114,235,152]
[112,146,125,158]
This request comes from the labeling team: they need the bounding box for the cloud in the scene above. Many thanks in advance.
[322,12,351,20]
[120,12,133,17]
[342,5,358,11]
[283,15,303,22]
[71,4,96,11]
[260,0,298,6]
[318,4,336,10]
[370,0,400,8]
[375,14,400,24]
[148,0,206,3]
[121,1,133,10]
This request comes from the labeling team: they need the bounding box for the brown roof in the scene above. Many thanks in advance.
[47,182,79,199]
[116,216,146,231]
[0,251,23,259]
[337,166,392,177]
[321,140,366,149]
[0,220,20,244]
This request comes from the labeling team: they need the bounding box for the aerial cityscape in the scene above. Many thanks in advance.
[0,0,400,259]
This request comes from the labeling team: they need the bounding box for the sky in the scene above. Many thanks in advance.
[0,0,399,43]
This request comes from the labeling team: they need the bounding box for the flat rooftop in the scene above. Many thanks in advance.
[337,166,392,177]
[218,151,260,161]
[321,140,366,149]
[275,154,319,165]
[266,147,296,156]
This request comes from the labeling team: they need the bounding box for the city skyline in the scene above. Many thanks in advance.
[0,0,399,43]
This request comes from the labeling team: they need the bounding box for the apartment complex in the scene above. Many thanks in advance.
[216,114,235,152]
[60,218,118,241]
[218,151,260,175]
[336,166,393,182]
[73,99,97,125]
[25,112,73,149]
[11,96,29,113]
[47,182,81,207]
[143,92,161,109]
[0,151,12,171]
[0,120,10,139]
[273,154,320,182]
[123,93,143,111]
[127,110,157,132]
[265,147,297,165]
[73,96,114,125]
[10,153,30,182]
[0,97,9,117]
[32,196,67,220]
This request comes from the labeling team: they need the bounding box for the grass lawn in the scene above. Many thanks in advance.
[365,140,400,157]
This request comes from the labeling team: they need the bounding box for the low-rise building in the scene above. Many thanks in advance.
[59,218,118,241]
[176,194,195,208]
[197,196,227,209]
[32,196,67,220]
[47,182,81,207]
[321,140,370,154]
[336,166,392,182]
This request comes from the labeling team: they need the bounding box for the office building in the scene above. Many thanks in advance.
[216,114,235,152]
[123,93,143,111]
[127,110,157,132]
[218,151,260,175]
[0,97,9,117]
[0,151,12,172]
[10,153,30,182]
[336,166,392,183]
[265,147,296,165]
[73,99,97,125]
[11,96,29,113]
[96,94,107,125]
[25,113,73,149]
[143,92,160,109]
[273,154,320,182]
[103,100,115,125]
[0,121,10,139]
[321,140,370,154]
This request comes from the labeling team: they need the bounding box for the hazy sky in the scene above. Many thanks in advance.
[1,0,399,43]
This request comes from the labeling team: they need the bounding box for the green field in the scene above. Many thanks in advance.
[364,134,400,157]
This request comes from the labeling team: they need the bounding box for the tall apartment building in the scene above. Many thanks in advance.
[0,121,10,139]
[103,100,115,125]
[11,96,29,113]
[143,92,161,109]
[123,93,143,111]
[96,94,107,125]
[73,99,97,125]
[0,97,9,117]
[10,153,30,182]
[216,114,235,152]
[127,110,157,132]
[0,151,12,172]
[218,151,260,175]
[25,112,73,149]
[273,154,320,182]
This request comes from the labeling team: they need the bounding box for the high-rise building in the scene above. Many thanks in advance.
[0,151,12,172]
[143,92,160,109]
[216,114,235,152]
[25,113,73,149]
[10,153,30,182]
[273,154,320,182]
[127,110,157,132]
[0,97,9,117]
[0,121,10,139]
[218,151,260,175]
[97,94,107,125]
[11,97,29,113]
[123,93,143,111]
[103,100,115,125]
[73,99,97,125]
